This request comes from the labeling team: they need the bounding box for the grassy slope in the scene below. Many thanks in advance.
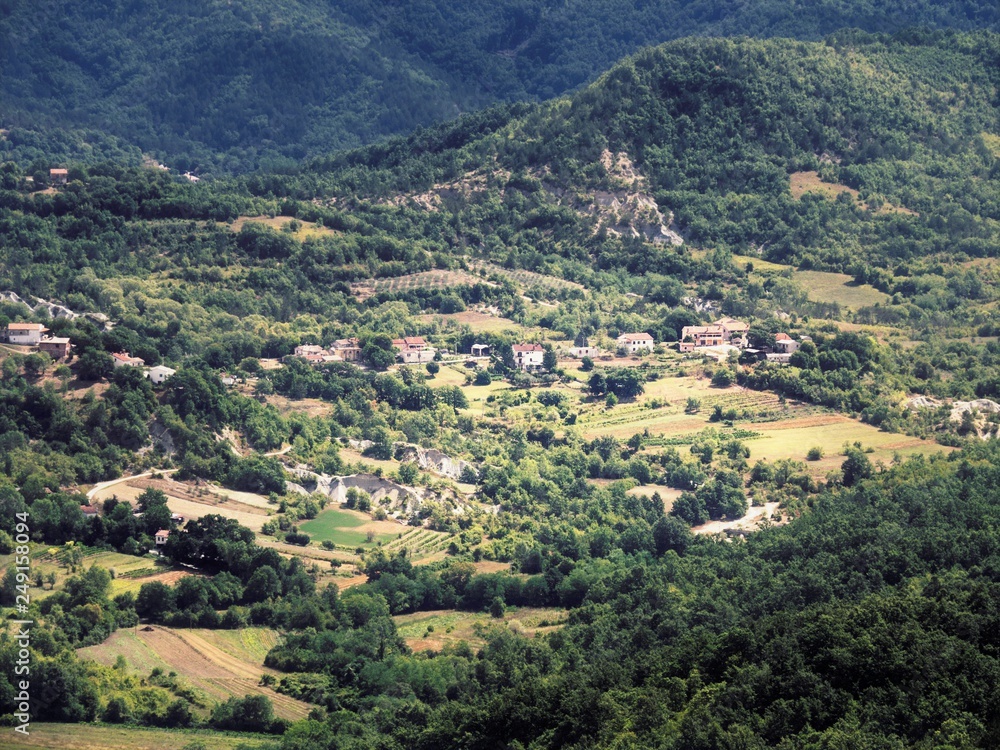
[5,723,273,750]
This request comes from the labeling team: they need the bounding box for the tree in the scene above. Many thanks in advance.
[362,334,397,370]
[841,446,873,487]
[580,356,594,371]
[245,565,282,602]
[543,345,558,372]
[136,581,176,620]
[77,350,113,381]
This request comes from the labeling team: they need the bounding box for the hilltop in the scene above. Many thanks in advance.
[1,1,998,172]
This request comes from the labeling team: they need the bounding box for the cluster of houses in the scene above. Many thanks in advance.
[110,349,177,384]
[287,338,363,365]
[4,322,72,359]
[679,317,801,364]
[679,317,750,351]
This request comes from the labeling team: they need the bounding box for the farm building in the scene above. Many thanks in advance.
[38,336,71,359]
[6,322,48,345]
[112,351,145,368]
[471,343,490,357]
[49,168,68,185]
[154,530,170,546]
[616,332,655,354]
[513,343,545,371]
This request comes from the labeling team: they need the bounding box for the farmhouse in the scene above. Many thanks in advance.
[679,325,726,352]
[154,529,170,546]
[512,343,545,372]
[773,333,799,354]
[715,317,750,347]
[148,364,176,384]
[294,344,327,358]
[49,168,68,185]
[616,332,655,354]
[6,322,48,345]
[37,336,71,360]
[393,336,436,364]
[330,338,362,361]
[112,351,145,368]
[679,317,750,352]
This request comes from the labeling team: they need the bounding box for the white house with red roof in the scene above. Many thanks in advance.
[512,343,545,371]
[616,332,655,354]
[392,336,436,363]
[112,351,145,368]
[154,529,170,546]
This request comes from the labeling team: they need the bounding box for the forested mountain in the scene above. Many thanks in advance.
[5,28,1000,750]
[1,0,999,172]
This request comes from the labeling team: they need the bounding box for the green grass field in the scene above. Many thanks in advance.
[792,269,890,309]
[6,723,273,750]
[299,507,382,546]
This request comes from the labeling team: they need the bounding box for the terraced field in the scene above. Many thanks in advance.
[77,626,311,721]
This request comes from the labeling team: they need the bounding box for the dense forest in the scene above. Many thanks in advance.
[1,0,999,171]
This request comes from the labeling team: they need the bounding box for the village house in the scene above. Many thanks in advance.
[512,343,545,372]
[568,345,601,359]
[112,351,145,368]
[679,317,750,352]
[37,336,71,360]
[616,332,655,354]
[330,338,362,361]
[80,504,99,517]
[716,317,750,347]
[679,324,726,351]
[148,364,176,385]
[773,333,799,354]
[294,344,327,358]
[393,336,436,364]
[6,322,48,345]
[154,529,170,546]
[49,168,68,185]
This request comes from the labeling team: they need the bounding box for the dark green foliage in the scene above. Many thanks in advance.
[2,2,997,171]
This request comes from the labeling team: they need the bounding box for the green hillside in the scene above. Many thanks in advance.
[1,1,998,171]
[5,32,1000,749]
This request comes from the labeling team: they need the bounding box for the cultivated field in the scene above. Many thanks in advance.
[0,545,191,602]
[77,626,311,721]
[6,723,273,750]
[300,507,451,559]
[352,269,490,300]
[394,607,567,652]
[472,261,585,294]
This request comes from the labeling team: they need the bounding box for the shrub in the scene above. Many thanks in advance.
[806,446,824,461]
